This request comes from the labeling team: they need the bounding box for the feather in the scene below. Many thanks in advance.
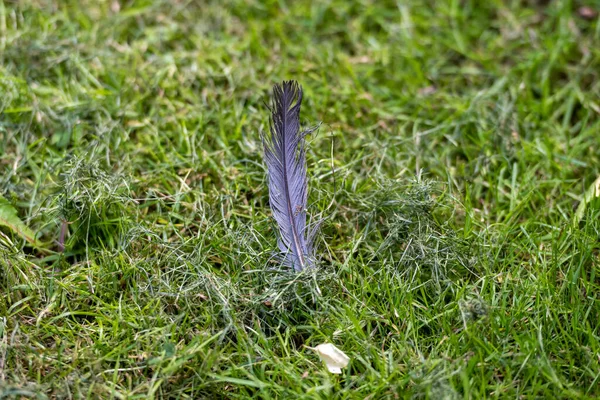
[262,80,313,271]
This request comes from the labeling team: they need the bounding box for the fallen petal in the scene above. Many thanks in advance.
[309,343,350,374]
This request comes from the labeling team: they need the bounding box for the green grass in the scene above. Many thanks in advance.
[1,0,600,398]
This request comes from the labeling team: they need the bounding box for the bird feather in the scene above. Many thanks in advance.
[262,81,313,271]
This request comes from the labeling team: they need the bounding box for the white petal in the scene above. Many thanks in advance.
[309,343,350,374]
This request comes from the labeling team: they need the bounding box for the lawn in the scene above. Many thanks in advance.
[1,0,600,398]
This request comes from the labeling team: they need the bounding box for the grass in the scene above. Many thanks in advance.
[1,0,600,398]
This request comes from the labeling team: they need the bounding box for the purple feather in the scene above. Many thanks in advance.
[262,81,313,271]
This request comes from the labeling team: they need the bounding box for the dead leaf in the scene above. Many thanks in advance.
[0,195,40,247]
[575,175,600,223]
[578,6,598,20]
[418,86,437,96]
[349,55,372,64]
